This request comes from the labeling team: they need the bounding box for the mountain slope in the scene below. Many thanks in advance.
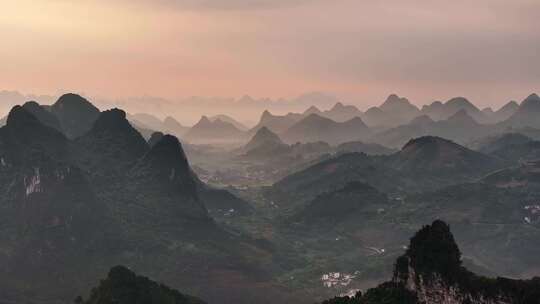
[293,181,389,224]
[281,114,370,145]
[129,112,165,131]
[250,110,303,134]
[322,102,363,122]
[127,134,208,221]
[21,101,63,132]
[164,116,190,136]
[421,97,486,122]
[270,136,504,208]
[378,94,420,125]
[184,116,245,144]
[390,136,503,177]
[51,93,100,138]
[82,266,206,304]
[74,109,150,178]
[241,126,290,158]
[0,106,109,303]
[209,114,248,131]
[503,93,540,128]
[244,126,285,151]
[373,110,489,148]
[493,100,519,122]
[360,94,420,128]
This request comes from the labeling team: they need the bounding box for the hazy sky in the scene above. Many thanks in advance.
[1,0,539,108]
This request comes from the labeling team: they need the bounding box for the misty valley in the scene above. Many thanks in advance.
[0,92,539,304]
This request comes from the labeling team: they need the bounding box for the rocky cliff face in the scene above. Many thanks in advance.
[391,220,538,304]
[322,220,540,304]
[398,263,512,304]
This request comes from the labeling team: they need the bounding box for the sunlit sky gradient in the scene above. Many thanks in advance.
[1,0,539,108]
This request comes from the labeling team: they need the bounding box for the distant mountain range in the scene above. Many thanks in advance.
[242,126,290,157]
[244,93,536,148]
[281,114,370,145]
[3,92,538,149]
[128,112,189,138]
[184,116,246,144]
[240,125,392,163]
[502,93,540,129]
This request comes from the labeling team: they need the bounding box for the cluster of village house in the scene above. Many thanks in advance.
[321,271,357,288]
[524,204,540,224]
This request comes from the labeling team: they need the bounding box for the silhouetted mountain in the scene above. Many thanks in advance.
[209,114,248,131]
[303,105,323,116]
[241,126,290,158]
[184,116,245,144]
[421,97,486,122]
[373,110,487,148]
[446,108,478,125]
[75,109,149,176]
[2,105,68,159]
[127,113,188,138]
[322,102,363,122]
[128,134,208,220]
[148,131,165,148]
[408,114,434,126]
[21,101,62,132]
[378,94,420,123]
[51,93,100,138]
[250,110,303,134]
[129,112,165,131]
[271,136,504,208]
[282,114,370,145]
[481,107,494,117]
[492,100,519,122]
[244,126,284,151]
[0,90,56,116]
[361,106,392,127]
[164,116,189,136]
[391,136,503,177]
[125,117,155,139]
[82,266,206,304]
[358,94,420,128]
[0,106,108,303]
[504,93,540,128]
[393,220,540,304]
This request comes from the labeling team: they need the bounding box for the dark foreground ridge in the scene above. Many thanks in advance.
[322,220,540,304]
[80,265,206,304]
